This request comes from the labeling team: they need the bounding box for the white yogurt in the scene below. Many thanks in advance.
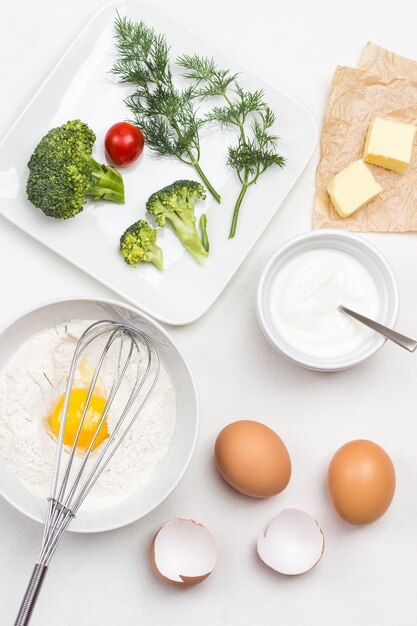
[268,248,380,359]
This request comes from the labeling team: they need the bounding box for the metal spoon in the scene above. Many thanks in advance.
[338,305,417,353]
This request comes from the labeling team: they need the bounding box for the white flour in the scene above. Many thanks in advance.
[0,320,176,510]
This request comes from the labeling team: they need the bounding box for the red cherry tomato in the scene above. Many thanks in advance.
[105,122,144,167]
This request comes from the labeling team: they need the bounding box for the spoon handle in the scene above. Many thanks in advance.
[338,305,417,353]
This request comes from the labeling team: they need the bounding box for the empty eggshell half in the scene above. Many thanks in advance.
[151,519,218,587]
[257,509,324,575]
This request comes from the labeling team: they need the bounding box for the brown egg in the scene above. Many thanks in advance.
[327,439,396,525]
[214,420,291,498]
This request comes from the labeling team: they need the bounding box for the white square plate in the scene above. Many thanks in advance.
[0,1,317,325]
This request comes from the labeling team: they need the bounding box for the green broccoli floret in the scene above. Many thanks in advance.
[146,180,208,264]
[120,219,164,270]
[27,119,124,219]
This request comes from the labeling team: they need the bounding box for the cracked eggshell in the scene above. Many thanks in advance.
[257,509,324,576]
[151,519,218,587]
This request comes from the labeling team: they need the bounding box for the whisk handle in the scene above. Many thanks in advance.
[14,563,48,626]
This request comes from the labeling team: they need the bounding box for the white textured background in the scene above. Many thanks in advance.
[1,1,417,624]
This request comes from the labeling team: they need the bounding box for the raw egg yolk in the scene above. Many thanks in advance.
[46,388,109,452]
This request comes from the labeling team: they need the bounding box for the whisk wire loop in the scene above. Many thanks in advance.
[15,320,160,626]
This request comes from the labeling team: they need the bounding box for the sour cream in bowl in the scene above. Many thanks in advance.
[257,230,399,371]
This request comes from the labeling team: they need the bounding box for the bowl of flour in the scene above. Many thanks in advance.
[0,298,199,533]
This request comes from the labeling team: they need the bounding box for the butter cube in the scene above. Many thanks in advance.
[327,160,382,218]
[364,117,416,174]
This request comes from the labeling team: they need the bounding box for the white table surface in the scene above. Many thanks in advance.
[1,1,417,624]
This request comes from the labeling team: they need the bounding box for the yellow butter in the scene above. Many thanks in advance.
[364,117,416,174]
[327,160,382,218]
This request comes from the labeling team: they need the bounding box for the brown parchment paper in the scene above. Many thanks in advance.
[313,42,417,232]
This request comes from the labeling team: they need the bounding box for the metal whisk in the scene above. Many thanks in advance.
[15,320,160,626]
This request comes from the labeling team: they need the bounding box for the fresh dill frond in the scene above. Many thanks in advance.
[178,54,238,98]
[178,54,286,237]
[112,15,221,203]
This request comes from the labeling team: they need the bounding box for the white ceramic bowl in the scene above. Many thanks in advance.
[257,230,399,371]
[0,298,199,533]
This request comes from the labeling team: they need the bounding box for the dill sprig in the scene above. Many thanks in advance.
[112,15,221,203]
[178,55,285,237]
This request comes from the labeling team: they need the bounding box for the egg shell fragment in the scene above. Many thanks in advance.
[327,439,396,525]
[151,519,218,587]
[257,509,324,576]
[214,420,292,498]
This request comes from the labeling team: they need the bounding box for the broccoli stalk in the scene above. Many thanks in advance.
[120,219,164,270]
[199,213,209,253]
[27,119,124,219]
[146,180,208,264]
[85,158,126,204]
